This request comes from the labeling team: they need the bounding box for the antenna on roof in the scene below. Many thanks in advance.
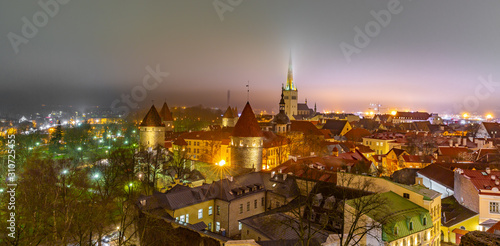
[246,81,250,102]
[227,90,230,107]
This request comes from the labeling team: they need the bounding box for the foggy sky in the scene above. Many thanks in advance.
[1,0,499,115]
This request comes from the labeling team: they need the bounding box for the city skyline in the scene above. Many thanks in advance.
[1,1,499,115]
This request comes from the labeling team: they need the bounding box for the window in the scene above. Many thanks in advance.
[394,226,398,235]
[491,202,500,213]
[423,217,427,226]
[247,202,250,211]
[239,204,243,214]
[460,226,466,230]
[186,214,189,223]
[403,193,410,199]
[180,215,185,223]
[208,206,213,215]
[261,197,265,206]
[198,209,203,219]
[246,230,249,235]
[217,205,220,215]
[238,222,242,230]
[208,222,212,231]
[258,237,261,241]
[409,221,413,231]
[216,222,220,232]
[176,217,179,221]
[254,199,258,209]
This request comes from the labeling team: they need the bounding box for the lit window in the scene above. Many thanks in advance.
[216,222,220,232]
[490,202,499,213]
[217,205,220,215]
[208,222,212,231]
[186,214,189,223]
[239,222,242,230]
[208,206,213,215]
[198,209,203,219]
[180,215,185,223]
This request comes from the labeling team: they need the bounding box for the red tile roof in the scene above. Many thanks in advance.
[222,106,234,118]
[439,146,469,157]
[460,169,500,194]
[232,102,263,137]
[173,137,187,146]
[160,102,174,121]
[140,105,165,127]
[417,164,454,189]
[290,120,323,136]
[345,128,371,142]
[393,111,430,120]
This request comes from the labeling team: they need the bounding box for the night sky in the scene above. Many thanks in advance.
[1,0,499,115]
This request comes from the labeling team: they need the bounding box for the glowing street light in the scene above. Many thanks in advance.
[463,113,469,118]
[391,111,397,116]
[486,114,493,120]
[93,173,100,179]
[62,169,68,175]
[217,160,226,166]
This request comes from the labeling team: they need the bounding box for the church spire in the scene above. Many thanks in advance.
[286,52,295,91]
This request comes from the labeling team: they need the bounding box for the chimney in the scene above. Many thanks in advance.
[492,175,496,181]
[271,171,275,178]
[487,168,491,174]
[449,140,453,147]
[283,174,287,180]
[455,143,459,147]
[463,138,467,146]
[495,179,500,186]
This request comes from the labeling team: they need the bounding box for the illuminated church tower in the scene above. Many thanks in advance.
[282,54,298,118]
[230,102,264,171]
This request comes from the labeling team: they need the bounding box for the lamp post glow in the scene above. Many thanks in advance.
[217,160,226,166]
[486,114,493,120]
[463,113,469,118]
[391,110,397,116]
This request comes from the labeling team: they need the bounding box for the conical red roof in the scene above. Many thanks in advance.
[223,106,234,118]
[160,102,174,121]
[140,105,165,127]
[232,102,263,137]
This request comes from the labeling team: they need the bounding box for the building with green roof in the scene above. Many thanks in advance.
[345,191,434,246]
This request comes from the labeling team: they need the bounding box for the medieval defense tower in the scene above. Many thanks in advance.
[139,105,166,149]
[230,102,264,171]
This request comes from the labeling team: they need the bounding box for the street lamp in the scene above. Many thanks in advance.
[217,160,226,166]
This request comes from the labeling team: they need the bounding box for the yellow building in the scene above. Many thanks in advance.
[363,137,397,155]
[440,196,479,244]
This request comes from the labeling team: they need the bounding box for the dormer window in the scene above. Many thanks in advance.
[409,221,413,231]
[394,226,398,235]
[423,217,427,226]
